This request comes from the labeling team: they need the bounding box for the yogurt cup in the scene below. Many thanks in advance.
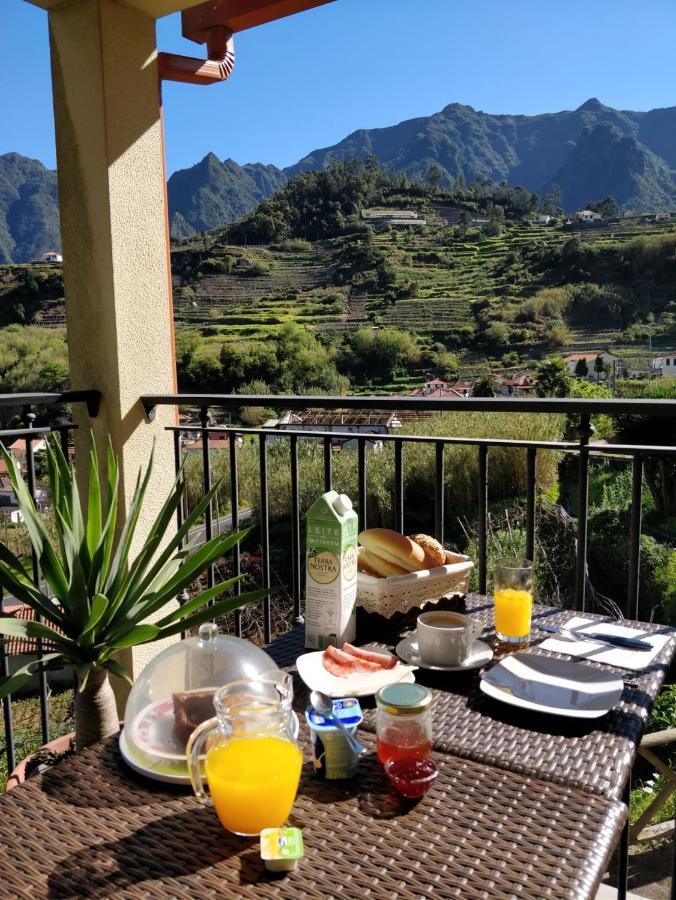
[305,697,363,779]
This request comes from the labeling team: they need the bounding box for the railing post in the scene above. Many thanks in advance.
[259,435,271,643]
[526,447,537,562]
[200,407,214,592]
[628,455,643,619]
[358,438,366,531]
[229,432,242,636]
[394,440,404,534]
[24,409,50,744]
[434,442,445,544]
[0,588,15,776]
[478,445,488,595]
[290,435,302,624]
[575,414,595,612]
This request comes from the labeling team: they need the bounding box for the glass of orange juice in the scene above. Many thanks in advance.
[187,672,302,837]
[493,558,533,643]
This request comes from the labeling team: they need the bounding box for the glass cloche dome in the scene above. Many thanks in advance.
[120,623,277,783]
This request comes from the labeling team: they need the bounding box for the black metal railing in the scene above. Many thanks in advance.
[141,393,676,646]
[0,391,99,783]
[1,390,674,792]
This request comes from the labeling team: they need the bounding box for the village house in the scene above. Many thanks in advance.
[36,250,63,263]
[409,377,468,399]
[651,354,676,376]
[562,351,619,380]
[575,209,603,224]
[497,373,537,397]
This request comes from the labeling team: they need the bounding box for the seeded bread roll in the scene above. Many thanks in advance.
[409,533,446,568]
[358,528,425,573]
[358,547,408,578]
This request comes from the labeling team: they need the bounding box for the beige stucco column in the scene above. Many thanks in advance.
[48,0,178,709]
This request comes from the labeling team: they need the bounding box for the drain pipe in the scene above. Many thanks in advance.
[158,25,235,86]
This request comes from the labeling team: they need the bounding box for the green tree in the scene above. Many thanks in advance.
[472,375,498,397]
[426,164,444,192]
[594,354,605,382]
[574,358,589,378]
[535,357,571,397]
[541,183,563,216]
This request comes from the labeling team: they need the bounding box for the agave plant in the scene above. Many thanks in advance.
[0,436,265,748]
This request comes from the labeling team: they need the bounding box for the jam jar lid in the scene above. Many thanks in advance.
[375,683,432,715]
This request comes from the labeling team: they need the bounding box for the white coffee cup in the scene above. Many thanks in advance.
[416,611,483,666]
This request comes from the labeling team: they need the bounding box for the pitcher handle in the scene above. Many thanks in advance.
[186,716,220,803]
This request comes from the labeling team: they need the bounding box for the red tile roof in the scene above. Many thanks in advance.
[2,603,63,656]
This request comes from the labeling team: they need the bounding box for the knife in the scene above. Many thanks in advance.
[535,624,653,651]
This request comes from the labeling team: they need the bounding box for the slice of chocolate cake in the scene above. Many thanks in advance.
[172,690,216,746]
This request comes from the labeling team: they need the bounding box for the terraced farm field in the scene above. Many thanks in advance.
[171,217,676,372]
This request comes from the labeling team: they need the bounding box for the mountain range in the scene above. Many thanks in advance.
[4,98,676,260]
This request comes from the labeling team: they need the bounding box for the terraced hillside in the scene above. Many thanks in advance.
[171,216,676,376]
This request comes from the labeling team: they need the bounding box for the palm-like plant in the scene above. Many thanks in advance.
[0,436,264,748]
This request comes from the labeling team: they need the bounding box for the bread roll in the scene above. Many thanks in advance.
[358,548,408,578]
[358,528,425,573]
[409,533,446,568]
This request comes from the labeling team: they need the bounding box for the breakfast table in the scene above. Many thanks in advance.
[0,594,673,899]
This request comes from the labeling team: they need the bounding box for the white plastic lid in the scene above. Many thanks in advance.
[333,493,353,515]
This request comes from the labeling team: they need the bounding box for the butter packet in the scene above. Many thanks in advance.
[260,827,304,872]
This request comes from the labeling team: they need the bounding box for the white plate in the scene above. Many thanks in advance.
[119,728,192,785]
[479,653,624,719]
[296,650,416,698]
[122,707,300,782]
[131,697,188,761]
[396,635,493,672]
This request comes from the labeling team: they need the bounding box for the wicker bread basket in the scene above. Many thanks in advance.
[356,550,473,617]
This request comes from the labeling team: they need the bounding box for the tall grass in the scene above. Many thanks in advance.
[185,411,565,543]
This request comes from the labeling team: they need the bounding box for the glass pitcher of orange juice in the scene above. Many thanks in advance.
[494,558,533,644]
[187,672,302,837]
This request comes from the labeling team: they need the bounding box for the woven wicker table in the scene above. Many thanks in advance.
[0,730,625,899]
[0,597,671,899]
[266,596,675,802]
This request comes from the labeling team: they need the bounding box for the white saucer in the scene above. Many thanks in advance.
[395,635,493,672]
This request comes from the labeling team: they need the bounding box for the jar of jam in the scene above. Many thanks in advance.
[375,683,432,765]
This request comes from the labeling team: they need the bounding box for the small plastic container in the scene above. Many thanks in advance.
[260,827,304,872]
[305,697,363,779]
[375,682,432,765]
[385,757,438,799]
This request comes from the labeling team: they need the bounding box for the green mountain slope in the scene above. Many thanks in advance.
[0,154,60,263]
[544,123,676,212]
[167,153,286,237]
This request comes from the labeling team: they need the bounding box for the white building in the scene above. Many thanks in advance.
[576,210,603,223]
[562,352,619,380]
[40,250,63,263]
[651,354,676,376]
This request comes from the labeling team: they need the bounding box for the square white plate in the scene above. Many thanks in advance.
[480,653,624,719]
[296,650,416,698]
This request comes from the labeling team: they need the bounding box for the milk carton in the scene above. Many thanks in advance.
[304,491,358,650]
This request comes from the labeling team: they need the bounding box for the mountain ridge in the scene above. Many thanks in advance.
[3,97,676,260]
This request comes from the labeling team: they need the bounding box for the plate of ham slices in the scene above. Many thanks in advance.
[296,642,417,698]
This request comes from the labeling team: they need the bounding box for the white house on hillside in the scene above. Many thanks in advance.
[562,352,619,380]
[651,354,676,376]
[40,250,63,263]
[576,210,603,223]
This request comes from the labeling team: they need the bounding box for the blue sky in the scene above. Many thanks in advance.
[2,0,676,175]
